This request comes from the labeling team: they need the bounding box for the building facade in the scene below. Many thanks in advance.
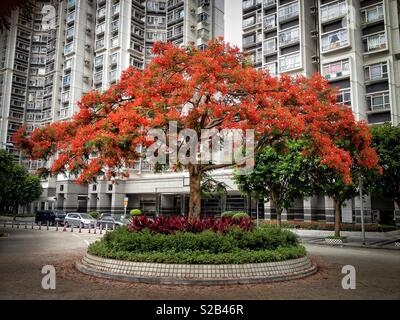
[242,0,400,224]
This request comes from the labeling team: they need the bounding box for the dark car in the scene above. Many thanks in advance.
[35,210,55,225]
[53,210,66,226]
[97,216,128,229]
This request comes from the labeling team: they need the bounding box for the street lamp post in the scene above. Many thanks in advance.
[359,177,366,245]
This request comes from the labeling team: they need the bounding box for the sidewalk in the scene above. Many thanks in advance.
[291,229,400,250]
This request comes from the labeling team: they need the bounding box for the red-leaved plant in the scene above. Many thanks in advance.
[128,215,253,234]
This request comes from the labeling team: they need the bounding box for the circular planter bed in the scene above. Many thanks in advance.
[76,219,317,285]
[76,254,317,285]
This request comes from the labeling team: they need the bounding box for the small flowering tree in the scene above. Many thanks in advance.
[14,39,379,219]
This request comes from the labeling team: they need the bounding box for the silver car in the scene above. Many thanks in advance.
[64,212,97,229]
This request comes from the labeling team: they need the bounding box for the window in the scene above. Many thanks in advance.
[320,1,347,23]
[243,16,255,28]
[263,38,277,54]
[322,59,350,80]
[92,184,97,191]
[321,29,348,52]
[96,38,105,50]
[361,4,384,24]
[364,62,388,81]
[64,42,74,55]
[96,23,105,34]
[365,33,386,52]
[243,34,255,47]
[110,36,119,48]
[265,62,277,75]
[278,2,299,22]
[198,12,208,22]
[110,53,118,65]
[60,185,64,192]
[279,27,299,46]
[94,71,102,83]
[279,52,300,72]
[62,91,70,102]
[108,184,113,191]
[366,91,390,112]
[336,88,351,106]
[95,55,103,67]
[63,75,71,87]
[264,14,276,30]
[64,58,72,69]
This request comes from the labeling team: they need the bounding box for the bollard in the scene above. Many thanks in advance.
[11,221,14,228]
[99,224,102,235]
[105,224,108,233]
[56,221,59,231]
[17,222,19,229]
[38,222,41,230]
[88,225,91,234]
[46,221,49,231]
[31,222,34,230]
[63,223,66,232]
[94,224,97,234]
[71,224,74,232]
[79,223,82,233]
[25,222,27,229]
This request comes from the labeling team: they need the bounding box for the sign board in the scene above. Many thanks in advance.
[123,196,129,208]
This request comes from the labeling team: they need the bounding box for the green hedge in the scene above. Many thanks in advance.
[88,226,305,264]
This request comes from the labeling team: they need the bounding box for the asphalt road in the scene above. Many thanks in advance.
[0,227,399,300]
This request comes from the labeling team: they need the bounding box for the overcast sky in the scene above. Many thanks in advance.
[224,0,242,48]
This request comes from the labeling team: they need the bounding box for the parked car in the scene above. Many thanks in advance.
[99,212,112,220]
[35,210,55,225]
[53,210,66,226]
[97,216,127,229]
[64,212,97,229]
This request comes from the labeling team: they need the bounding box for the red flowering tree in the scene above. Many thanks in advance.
[14,39,379,219]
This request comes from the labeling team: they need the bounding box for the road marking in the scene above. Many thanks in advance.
[71,233,91,246]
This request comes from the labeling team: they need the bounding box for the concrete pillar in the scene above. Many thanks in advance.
[97,193,111,212]
[281,208,288,222]
[264,199,274,221]
[111,193,125,215]
[354,194,372,224]
[342,200,353,223]
[303,196,325,222]
[325,196,335,225]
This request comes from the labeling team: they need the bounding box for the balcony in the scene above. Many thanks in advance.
[366,91,390,112]
[112,4,120,15]
[242,0,261,11]
[263,38,277,55]
[264,62,277,75]
[364,32,387,53]
[97,7,106,19]
[322,59,350,80]
[197,28,209,40]
[320,1,347,24]
[364,62,388,82]
[64,42,74,55]
[279,52,301,72]
[66,11,75,24]
[361,4,384,25]
[243,15,262,29]
[96,23,105,34]
[321,29,349,52]
[263,0,276,8]
[264,14,276,30]
[279,27,299,47]
[278,2,299,23]
[96,38,105,50]
[66,27,74,38]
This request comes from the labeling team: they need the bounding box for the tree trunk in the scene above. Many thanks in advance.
[188,165,202,219]
[334,199,342,238]
[276,207,283,228]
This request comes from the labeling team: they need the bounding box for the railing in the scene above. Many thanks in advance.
[320,0,347,23]
[321,29,349,52]
[365,32,387,52]
[278,2,299,22]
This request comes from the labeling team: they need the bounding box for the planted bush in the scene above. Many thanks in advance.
[130,209,142,216]
[88,225,304,264]
[232,212,249,220]
[128,215,253,234]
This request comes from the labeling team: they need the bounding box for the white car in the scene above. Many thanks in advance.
[64,213,97,229]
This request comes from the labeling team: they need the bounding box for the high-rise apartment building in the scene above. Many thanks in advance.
[0,0,228,215]
[242,0,400,224]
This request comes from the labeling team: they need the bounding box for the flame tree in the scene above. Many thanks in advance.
[14,39,379,219]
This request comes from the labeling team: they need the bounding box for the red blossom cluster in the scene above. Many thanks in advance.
[128,215,254,234]
[13,38,379,185]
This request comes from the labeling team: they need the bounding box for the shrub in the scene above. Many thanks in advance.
[221,211,246,218]
[89,211,99,219]
[88,225,304,264]
[128,215,254,234]
[130,209,142,216]
[232,212,249,220]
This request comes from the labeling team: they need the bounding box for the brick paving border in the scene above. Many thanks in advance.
[76,253,318,285]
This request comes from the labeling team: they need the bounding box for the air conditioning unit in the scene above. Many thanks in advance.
[311,55,320,64]
[190,8,196,15]
[83,76,89,82]
[84,60,90,66]
[85,44,91,50]
[311,30,319,38]
[86,28,91,35]
[190,25,196,30]
[310,6,317,15]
